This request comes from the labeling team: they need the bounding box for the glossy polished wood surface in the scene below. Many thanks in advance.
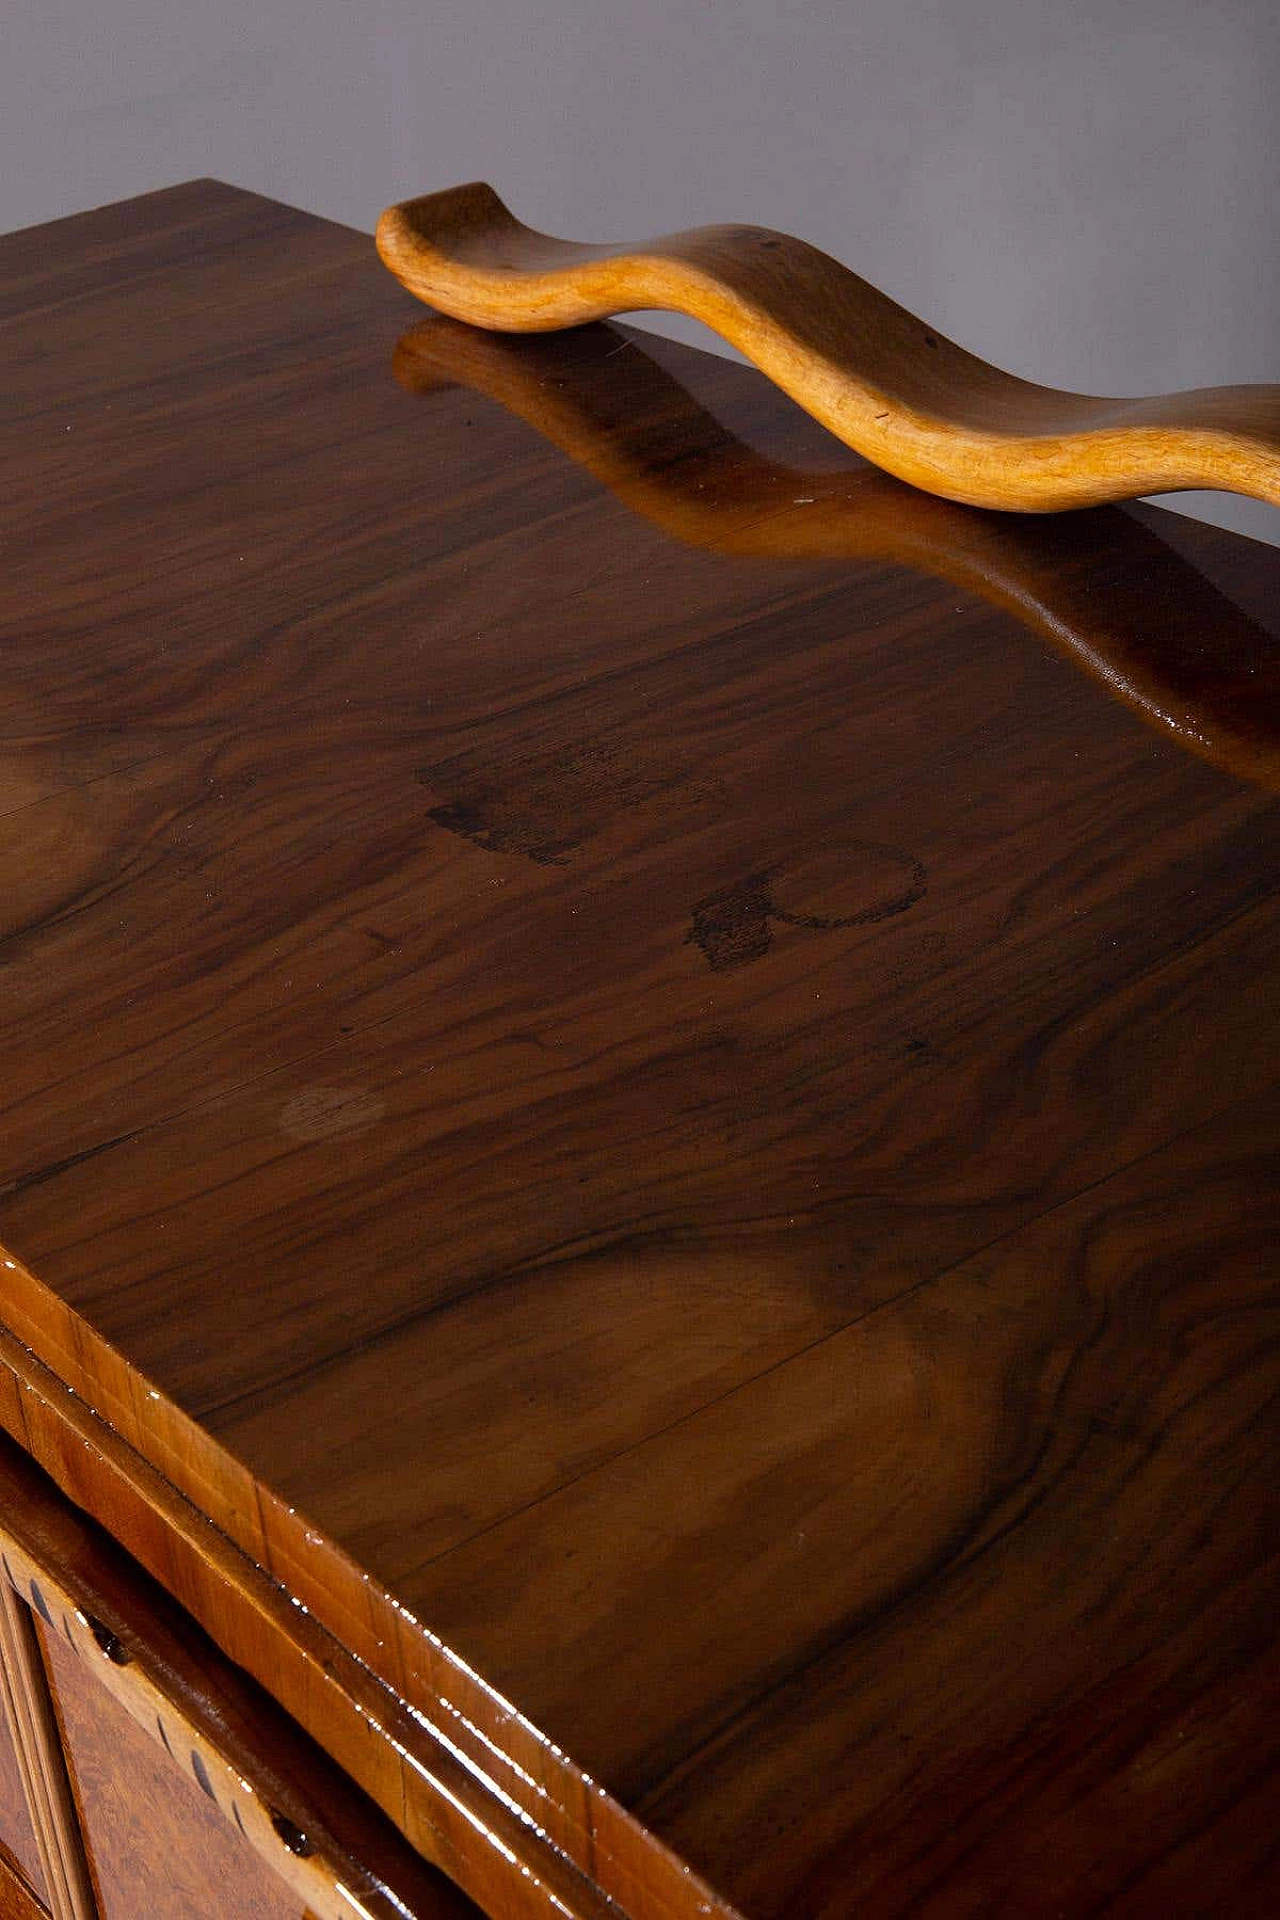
[392,315,1280,791]
[378,181,1280,513]
[0,1434,480,1920]
[2,180,1280,1919]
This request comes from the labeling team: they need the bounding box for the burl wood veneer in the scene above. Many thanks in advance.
[0,1429,479,1920]
[1,179,1279,1919]
[0,1629,48,1906]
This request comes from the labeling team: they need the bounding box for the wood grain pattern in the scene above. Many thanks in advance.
[0,1653,46,1907]
[1,179,1279,1919]
[0,1314,634,1920]
[38,1624,303,1920]
[377,181,1280,512]
[0,1591,94,1920]
[0,1434,481,1920]
[0,1854,50,1920]
[394,314,1280,791]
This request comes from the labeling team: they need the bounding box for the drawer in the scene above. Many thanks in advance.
[35,1618,308,1920]
[0,1433,480,1920]
[0,1672,46,1910]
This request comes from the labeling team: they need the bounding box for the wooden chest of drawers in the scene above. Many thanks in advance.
[1,179,1279,1918]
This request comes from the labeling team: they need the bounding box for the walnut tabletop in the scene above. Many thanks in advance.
[2,180,1280,1920]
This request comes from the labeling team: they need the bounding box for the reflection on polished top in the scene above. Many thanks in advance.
[395,315,1280,791]
[1,179,1280,1920]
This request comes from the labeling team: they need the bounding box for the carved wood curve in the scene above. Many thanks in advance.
[377,183,1280,515]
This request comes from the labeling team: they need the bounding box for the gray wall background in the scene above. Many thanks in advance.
[7,0,1278,543]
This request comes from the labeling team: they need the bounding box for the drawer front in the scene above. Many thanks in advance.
[36,1621,305,1920]
[0,1683,45,1909]
[0,1433,479,1920]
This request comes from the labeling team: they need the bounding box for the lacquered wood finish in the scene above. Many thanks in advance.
[0,1620,49,1909]
[393,315,1280,791]
[0,1435,479,1920]
[37,1626,303,1920]
[377,181,1280,512]
[2,180,1280,1919]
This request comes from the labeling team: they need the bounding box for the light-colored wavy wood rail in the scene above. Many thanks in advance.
[377,182,1280,514]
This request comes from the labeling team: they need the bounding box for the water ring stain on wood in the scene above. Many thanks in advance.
[687,843,926,970]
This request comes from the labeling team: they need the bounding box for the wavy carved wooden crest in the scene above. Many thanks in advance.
[377,183,1280,516]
